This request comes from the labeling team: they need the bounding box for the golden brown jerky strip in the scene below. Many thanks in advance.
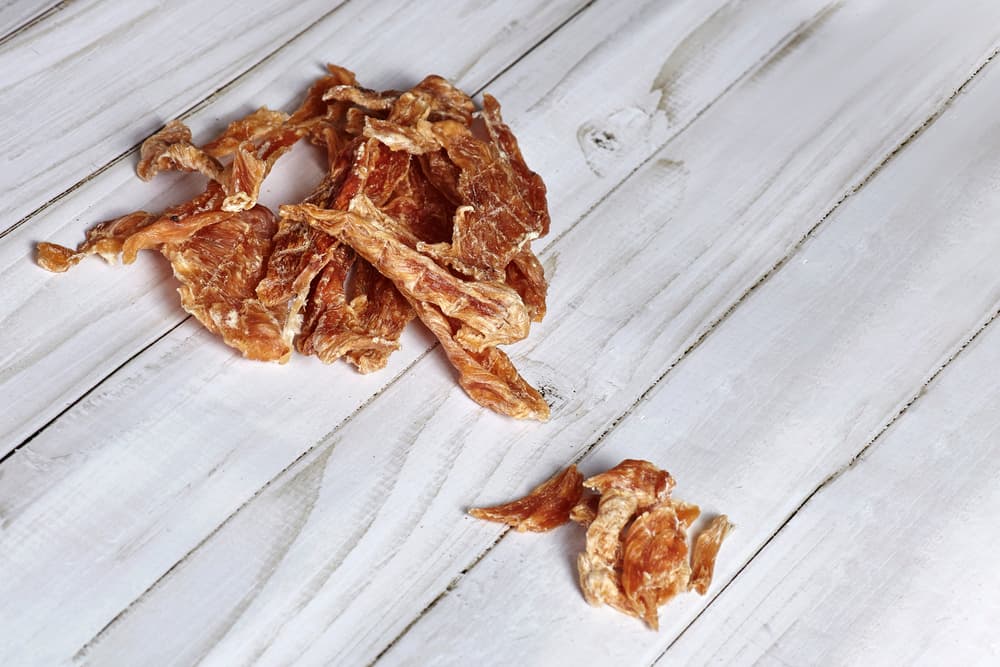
[621,502,693,630]
[160,206,290,362]
[469,465,583,531]
[689,515,733,595]
[407,297,549,421]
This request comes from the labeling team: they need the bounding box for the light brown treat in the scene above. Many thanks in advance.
[295,244,364,361]
[201,107,290,158]
[343,259,414,373]
[160,205,290,362]
[620,501,693,630]
[469,465,583,532]
[505,246,547,323]
[289,64,359,127]
[569,492,600,527]
[382,158,454,245]
[137,120,224,182]
[37,66,553,419]
[364,116,440,155]
[578,460,677,619]
[578,490,638,614]
[283,200,531,352]
[583,459,675,510]
[412,75,475,125]
[323,84,399,111]
[689,515,733,595]
[408,297,548,420]
[37,211,157,272]
[417,96,549,281]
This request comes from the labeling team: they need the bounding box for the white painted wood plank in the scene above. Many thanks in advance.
[0,0,589,448]
[0,0,59,41]
[0,0,848,663]
[0,0,344,229]
[664,319,1000,666]
[382,28,1000,665]
[44,2,1000,665]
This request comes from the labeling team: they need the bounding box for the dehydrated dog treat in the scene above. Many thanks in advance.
[470,459,732,629]
[36,65,550,420]
[469,465,584,532]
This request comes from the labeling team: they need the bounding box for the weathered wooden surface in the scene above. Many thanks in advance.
[2,1,999,665]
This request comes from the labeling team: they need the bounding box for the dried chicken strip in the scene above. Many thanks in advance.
[221,141,267,212]
[322,84,399,111]
[295,244,366,361]
[583,459,675,509]
[364,116,439,155]
[621,502,693,630]
[201,107,290,158]
[282,200,531,352]
[161,205,290,362]
[469,465,583,532]
[408,297,549,421]
[289,64,359,126]
[137,120,224,183]
[412,75,475,125]
[37,183,227,272]
[343,259,414,373]
[418,95,549,281]
[37,211,156,272]
[382,158,454,245]
[505,246,547,323]
[419,150,462,206]
[569,493,600,527]
[578,461,675,614]
[689,515,733,595]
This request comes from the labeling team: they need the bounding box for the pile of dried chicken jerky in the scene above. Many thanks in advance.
[37,65,550,420]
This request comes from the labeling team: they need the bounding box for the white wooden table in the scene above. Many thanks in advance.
[3,1,999,664]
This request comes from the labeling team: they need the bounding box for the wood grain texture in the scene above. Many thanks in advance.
[665,309,1000,666]
[33,1,1000,665]
[384,20,1000,664]
[0,0,587,449]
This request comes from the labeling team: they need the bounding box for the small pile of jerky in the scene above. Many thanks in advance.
[37,65,551,420]
[471,460,732,629]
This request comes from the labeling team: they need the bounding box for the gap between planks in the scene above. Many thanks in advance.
[654,301,1000,664]
[371,38,1000,666]
[0,0,69,47]
[0,0,596,462]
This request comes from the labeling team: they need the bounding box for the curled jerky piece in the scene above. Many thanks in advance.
[137,120,224,182]
[690,515,733,595]
[569,493,600,527]
[409,297,548,420]
[469,465,583,531]
[202,107,291,158]
[37,211,157,272]
[505,246,547,322]
[343,259,414,373]
[162,206,290,362]
[621,501,693,630]
[418,96,550,281]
